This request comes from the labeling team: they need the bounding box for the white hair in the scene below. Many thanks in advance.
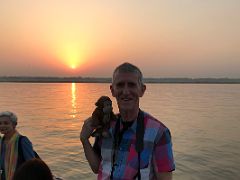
[0,111,18,125]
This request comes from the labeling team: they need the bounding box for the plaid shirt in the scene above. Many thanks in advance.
[93,111,175,180]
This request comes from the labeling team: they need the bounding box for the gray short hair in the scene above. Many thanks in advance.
[112,62,144,85]
[0,111,18,125]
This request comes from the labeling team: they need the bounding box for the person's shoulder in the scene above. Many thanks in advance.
[143,111,168,131]
[19,135,32,145]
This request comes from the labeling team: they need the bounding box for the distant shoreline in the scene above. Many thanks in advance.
[0,77,240,84]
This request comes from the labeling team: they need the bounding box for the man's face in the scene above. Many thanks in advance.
[110,72,146,112]
[0,116,16,135]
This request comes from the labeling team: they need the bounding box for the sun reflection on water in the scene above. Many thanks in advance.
[71,82,77,118]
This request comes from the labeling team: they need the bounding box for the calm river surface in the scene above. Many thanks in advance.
[0,83,240,180]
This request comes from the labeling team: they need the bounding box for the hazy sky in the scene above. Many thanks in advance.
[0,0,240,78]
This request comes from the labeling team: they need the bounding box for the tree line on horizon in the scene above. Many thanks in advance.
[0,76,240,83]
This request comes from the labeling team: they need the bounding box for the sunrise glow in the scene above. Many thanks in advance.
[0,1,239,77]
[55,41,88,70]
[71,65,76,69]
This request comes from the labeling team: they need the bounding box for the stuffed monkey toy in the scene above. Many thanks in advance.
[91,96,116,138]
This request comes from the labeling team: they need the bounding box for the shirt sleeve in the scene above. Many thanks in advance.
[153,128,175,172]
[20,136,36,160]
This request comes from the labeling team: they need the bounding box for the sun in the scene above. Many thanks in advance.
[67,50,82,69]
[57,42,87,70]
[71,65,76,69]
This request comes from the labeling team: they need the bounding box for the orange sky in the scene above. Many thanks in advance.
[0,1,240,78]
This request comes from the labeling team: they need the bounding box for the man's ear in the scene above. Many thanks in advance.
[110,85,116,97]
[139,84,146,97]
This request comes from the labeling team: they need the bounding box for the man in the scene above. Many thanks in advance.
[80,62,175,179]
[0,111,37,180]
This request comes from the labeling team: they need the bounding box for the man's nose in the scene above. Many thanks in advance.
[122,85,130,94]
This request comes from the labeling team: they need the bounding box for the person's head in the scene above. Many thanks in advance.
[13,158,53,180]
[0,111,18,135]
[110,62,146,114]
[112,62,144,86]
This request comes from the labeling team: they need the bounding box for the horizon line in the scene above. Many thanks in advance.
[0,76,240,84]
[0,76,240,79]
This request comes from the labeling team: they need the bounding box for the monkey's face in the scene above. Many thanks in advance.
[103,100,112,113]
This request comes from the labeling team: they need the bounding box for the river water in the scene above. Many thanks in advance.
[0,83,239,180]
